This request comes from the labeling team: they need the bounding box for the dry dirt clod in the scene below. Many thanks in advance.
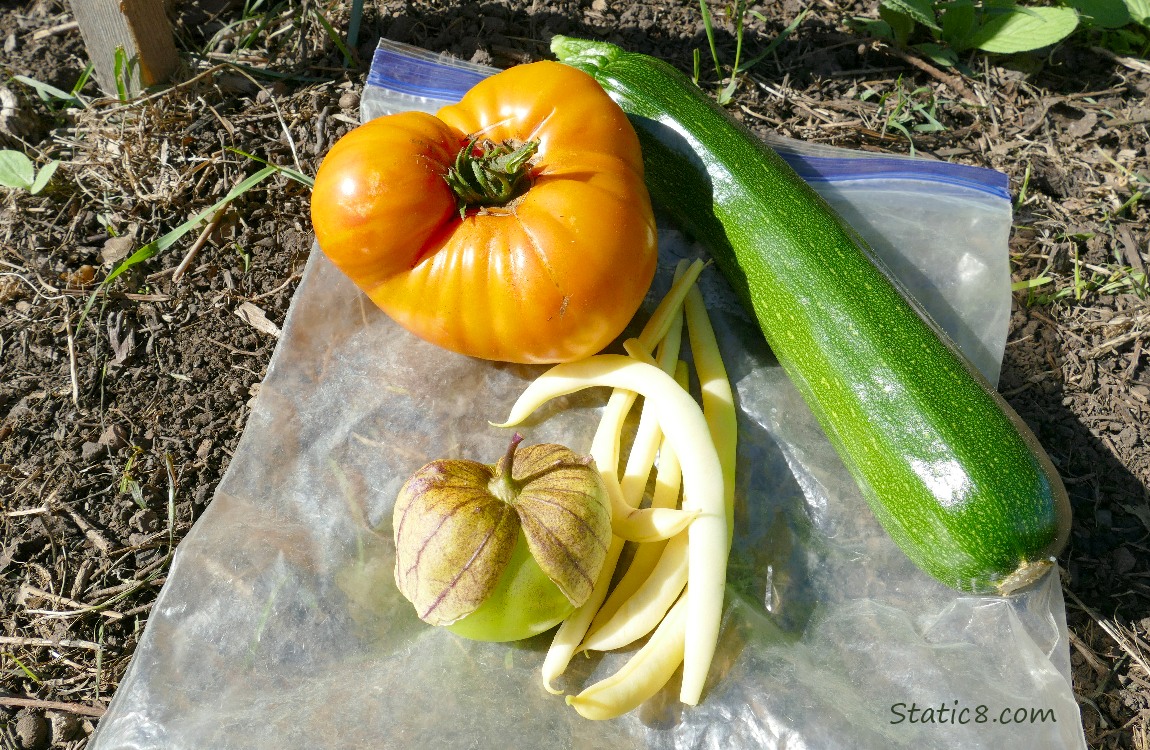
[48,711,81,745]
[338,90,359,110]
[15,711,48,750]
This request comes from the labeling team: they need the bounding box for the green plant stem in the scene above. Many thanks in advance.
[489,434,524,504]
[444,138,538,213]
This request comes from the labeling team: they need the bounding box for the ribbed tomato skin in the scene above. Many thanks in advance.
[310,61,657,364]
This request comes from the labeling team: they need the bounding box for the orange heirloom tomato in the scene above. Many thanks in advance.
[310,61,657,364]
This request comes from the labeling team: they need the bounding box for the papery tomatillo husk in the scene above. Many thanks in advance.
[393,434,611,641]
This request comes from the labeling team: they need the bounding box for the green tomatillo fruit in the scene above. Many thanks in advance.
[393,434,611,642]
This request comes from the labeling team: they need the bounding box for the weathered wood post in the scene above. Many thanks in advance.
[72,0,179,97]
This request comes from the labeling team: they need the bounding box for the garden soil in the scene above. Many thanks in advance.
[1,0,1148,748]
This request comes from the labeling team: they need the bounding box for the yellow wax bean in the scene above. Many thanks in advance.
[619,322,682,505]
[581,530,688,653]
[583,364,688,642]
[587,259,695,485]
[566,591,689,721]
[636,258,704,353]
[542,535,625,695]
[681,282,738,704]
[603,468,697,543]
[685,284,738,543]
[494,354,727,709]
[589,388,636,480]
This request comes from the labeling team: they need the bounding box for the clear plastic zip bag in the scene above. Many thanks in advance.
[90,39,1086,750]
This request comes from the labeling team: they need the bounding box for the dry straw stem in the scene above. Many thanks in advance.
[1064,586,1150,682]
[0,635,103,652]
[0,694,106,718]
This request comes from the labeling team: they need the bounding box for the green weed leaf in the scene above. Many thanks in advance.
[1068,0,1132,28]
[971,6,1079,53]
[913,42,960,67]
[940,0,978,49]
[850,16,896,40]
[0,150,35,189]
[1124,0,1150,24]
[880,4,918,45]
[881,0,943,30]
[29,160,60,195]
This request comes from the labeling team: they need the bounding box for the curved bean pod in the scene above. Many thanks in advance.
[493,354,726,706]
[566,591,688,721]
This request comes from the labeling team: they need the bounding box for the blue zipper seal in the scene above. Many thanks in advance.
[367,42,491,101]
[779,153,1011,201]
[367,42,1011,202]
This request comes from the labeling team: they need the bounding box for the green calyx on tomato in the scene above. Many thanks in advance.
[392,435,612,642]
[444,137,538,215]
[309,60,658,364]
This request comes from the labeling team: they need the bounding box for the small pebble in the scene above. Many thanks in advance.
[98,424,130,450]
[338,90,359,110]
[131,508,159,534]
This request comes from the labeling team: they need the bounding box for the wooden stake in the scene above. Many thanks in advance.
[73,0,178,97]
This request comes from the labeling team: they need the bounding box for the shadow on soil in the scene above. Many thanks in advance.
[1000,312,1150,622]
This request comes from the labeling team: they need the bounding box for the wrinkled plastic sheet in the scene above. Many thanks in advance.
[90,43,1087,750]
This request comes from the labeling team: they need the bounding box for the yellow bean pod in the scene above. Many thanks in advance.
[582,363,688,642]
[685,284,738,541]
[589,388,637,481]
[566,591,689,721]
[542,535,625,695]
[603,468,697,543]
[494,354,727,708]
[636,259,704,353]
[619,323,684,504]
[581,531,688,652]
[589,258,694,497]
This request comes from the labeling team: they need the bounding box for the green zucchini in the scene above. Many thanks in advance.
[552,36,1071,596]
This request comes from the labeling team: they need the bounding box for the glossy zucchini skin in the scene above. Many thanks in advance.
[552,36,1071,595]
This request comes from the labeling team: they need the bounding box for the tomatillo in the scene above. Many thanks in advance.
[393,435,611,642]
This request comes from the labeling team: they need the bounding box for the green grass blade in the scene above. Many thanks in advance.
[12,74,83,106]
[79,166,277,329]
[4,652,42,684]
[699,0,723,80]
[314,6,356,67]
[114,46,130,101]
[736,9,810,73]
[71,62,95,98]
[1011,275,1053,291]
[348,0,364,50]
[228,146,315,187]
